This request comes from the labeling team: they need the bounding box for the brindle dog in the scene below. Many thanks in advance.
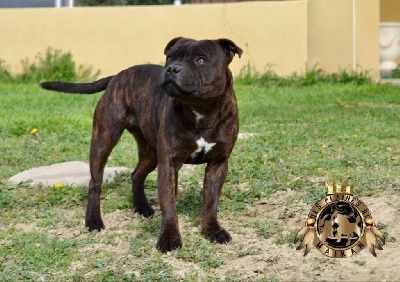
[41,37,242,252]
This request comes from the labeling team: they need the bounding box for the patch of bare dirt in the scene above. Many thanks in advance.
[207,191,400,281]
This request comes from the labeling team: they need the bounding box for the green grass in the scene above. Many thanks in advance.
[0,82,399,279]
[0,231,79,280]
[232,83,400,195]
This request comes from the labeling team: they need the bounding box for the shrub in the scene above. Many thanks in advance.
[235,63,372,87]
[0,59,14,83]
[381,68,400,79]
[0,48,100,84]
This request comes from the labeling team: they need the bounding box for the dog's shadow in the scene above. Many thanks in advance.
[143,178,204,218]
[129,178,204,253]
[99,171,204,246]
[100,172,204,217]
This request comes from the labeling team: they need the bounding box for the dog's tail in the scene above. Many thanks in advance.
[40,76,114,94]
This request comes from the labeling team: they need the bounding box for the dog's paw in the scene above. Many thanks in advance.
[133,203,155,218]
[85,216,105,232]
[204,227,232,244]
[156,233,182,253]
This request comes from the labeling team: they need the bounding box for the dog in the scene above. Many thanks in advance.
[40,37,242,253]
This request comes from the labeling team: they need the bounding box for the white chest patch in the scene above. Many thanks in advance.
[192,110,204,124]
[191,137,216,158]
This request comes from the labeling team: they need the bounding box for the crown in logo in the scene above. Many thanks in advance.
[325,179,355,195]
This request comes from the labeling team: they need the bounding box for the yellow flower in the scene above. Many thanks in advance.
[55,182,64,188]
[30,128,38,134]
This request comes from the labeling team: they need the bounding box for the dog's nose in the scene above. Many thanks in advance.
[167,65,181,74]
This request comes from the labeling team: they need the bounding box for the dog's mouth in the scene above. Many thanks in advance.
[162,80,184,95]
[161,79,179,90]
[162,80,200,99]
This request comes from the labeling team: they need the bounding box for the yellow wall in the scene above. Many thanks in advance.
[307,0,380,79]
[307,0,353,73]
[0,0,380,80]
[0,2,307,77]
[381,0,400,22]
[356,0,380,77]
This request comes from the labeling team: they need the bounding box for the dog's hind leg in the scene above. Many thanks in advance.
[85,107,125,232]
[129,129,157,217]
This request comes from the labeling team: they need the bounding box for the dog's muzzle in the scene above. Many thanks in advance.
[162,65,185,95]
[162,64,201,100]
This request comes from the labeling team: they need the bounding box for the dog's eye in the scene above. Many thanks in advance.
[196,57,207,64]
[166,56,173,63]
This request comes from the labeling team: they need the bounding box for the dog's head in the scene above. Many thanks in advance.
[161,37,242,103]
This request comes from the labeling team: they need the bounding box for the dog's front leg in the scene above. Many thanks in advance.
[202,161,232,244]
[156,158,182,253]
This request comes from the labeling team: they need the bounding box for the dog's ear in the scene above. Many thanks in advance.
[216,39,243,62]
[164,37,184,55]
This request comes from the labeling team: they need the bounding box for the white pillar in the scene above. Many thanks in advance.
[55,0,61,8]
[69,0,74,8]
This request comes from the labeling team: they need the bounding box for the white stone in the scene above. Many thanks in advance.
[238,133,257,139]
[8,161,129,187]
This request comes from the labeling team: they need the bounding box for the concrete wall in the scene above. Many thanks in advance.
[0,0,379,80]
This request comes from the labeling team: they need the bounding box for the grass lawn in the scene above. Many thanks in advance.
[0,82,399,280]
